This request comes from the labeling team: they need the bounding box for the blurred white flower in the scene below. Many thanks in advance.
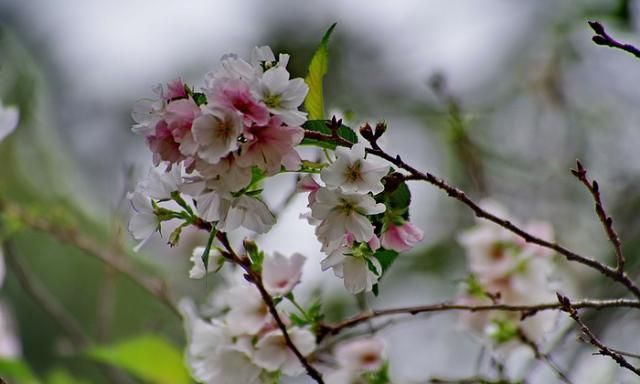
[181,300,261,384]
[136,165,182,200]
[252,327,316,376]
[321,143,389,195]
[0,101,19,142]
[262,252,306,296]
[224,285,271,336]
[326,337,386,383]
[0,301,21,359]
[189,246,222,279]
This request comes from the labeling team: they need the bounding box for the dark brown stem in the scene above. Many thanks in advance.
[558,293,640,376]
[318,298,640,340]
[304,130,640,300]
[589,21,640,59]
[214,232,325,384]
[516,328,572,384]
[571,160,625,273]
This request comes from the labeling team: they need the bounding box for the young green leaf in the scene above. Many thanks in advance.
[86,335,190,384]
[304,23,337,120]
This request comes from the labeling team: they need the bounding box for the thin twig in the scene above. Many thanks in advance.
[2,202,180,317]
[213,231,325,384]
[3,241,92,348]
[517,328,572,384]
[429,377,524,384]
[303,130,640,300]
[317,298,640,339]
[557,293,640,376]
[571,160,625,273]
[588,21,640,59]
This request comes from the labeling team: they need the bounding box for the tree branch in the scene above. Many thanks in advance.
[557,293,640,376]
[571,160,625,273]
[318,298,640,339]
[2,202,180,317]
[588,21,640,59]
[303,129,640,300]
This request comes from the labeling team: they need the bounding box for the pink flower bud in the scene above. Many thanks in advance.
[381,221,424,252]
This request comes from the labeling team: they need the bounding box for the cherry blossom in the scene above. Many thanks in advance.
[224,285,272,336]
[380,221,424,252]
[127,191,159,252]
[191,107,243,164]
[217,195,275,234]
[320,143,389,195]
[262,252,306,296]
[252,327,317,376]
[253,66,308,126]
[311,187,385,248]
[189,246,222,279]
[321,242,381,294]
[207,78,269,127]
[0,101,19,142]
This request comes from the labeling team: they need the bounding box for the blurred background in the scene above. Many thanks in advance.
[1,0,640,383]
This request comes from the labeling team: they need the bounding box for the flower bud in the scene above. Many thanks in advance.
[359,122,375,142]
[374,121,387,138]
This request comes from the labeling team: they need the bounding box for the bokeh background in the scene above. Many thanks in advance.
[1,0,640,383]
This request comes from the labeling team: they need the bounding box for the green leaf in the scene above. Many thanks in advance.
[191,92,207,106]
[0,358,40,384]
[202,225,217,272]
[86,335,190,384]
[373,249,399,276]
[301,119,358,149]
[45,369,90,384]
[304,23,337,120]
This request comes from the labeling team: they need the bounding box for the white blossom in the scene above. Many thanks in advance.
[252,327,316,376]
[334,338,386,373]
[0,101,19,142]
[192,108,243,164]
[136,165,182,200]
[321,244,381,294]
[181,300,261,384]
[262,252,306,296]
[311,188,385,248]
[250,45,290,72]
[217,195,275,234]
[320,143,389,195]
[224,285,271,336]
[127,191,158,252]
[253,66,308,126]
[189,246,222,279]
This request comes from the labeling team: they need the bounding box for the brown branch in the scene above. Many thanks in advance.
[214,232,325,384]
[516,328,572,384]
[429,377,525,384]
[557,293,640,376]
[318,298,640,340]
[2,202,180,317]
[571,160,625,273]
[303,129,640,300]
[589,21,640,59]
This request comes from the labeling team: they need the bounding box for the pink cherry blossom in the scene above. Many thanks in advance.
[165,78,188,101]
[296,175,321,206]
[262,253,306,296]
[236,116,304,175]
[381,221,424,252]
[334,338,386,373]
[209,78,269,127]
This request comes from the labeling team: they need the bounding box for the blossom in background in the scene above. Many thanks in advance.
[181,300,262,384]
[0,100,19,142]
[252,327,316,376]
[189,246,223,279]
[262,252,306,296]
[326,338,386,384]
[380,221,424,252]
[320,143,389,195]
[223,285,272,336]
[311,187,385,248]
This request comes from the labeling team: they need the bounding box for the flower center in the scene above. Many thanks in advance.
[264,94,281,108]
[343,161,363,183]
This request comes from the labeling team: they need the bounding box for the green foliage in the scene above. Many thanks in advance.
[45,369,90,384]
[488,319,518,344]
[371,249,399,296]
[244,239,265,272]
[0,358,40,384]
[383,181,411,222]
[304,23,337,120]
[301,119,358,149]
[289,297,324,332]
[363,362,391,384]
[86,335,190,384]
[202,226,218,272]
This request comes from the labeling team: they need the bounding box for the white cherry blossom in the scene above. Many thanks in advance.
[320,143,389,195]
[0,101,19,142]
[321,244,381,294]
[136,165,182,200]
[252,327,316,376]
[311,187,385,248]
[262,252,306,296]
[253,66,308,126]
[224,285,272,336]
[189,246,222,279]
[127,191,158,252]
[192,107,243,164]
[334,338,386,373]
[217,195,275,234]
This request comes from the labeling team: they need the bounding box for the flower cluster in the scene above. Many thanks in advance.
[181,251,315,384]
[456,200,558,344]
[297,143,424,293]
